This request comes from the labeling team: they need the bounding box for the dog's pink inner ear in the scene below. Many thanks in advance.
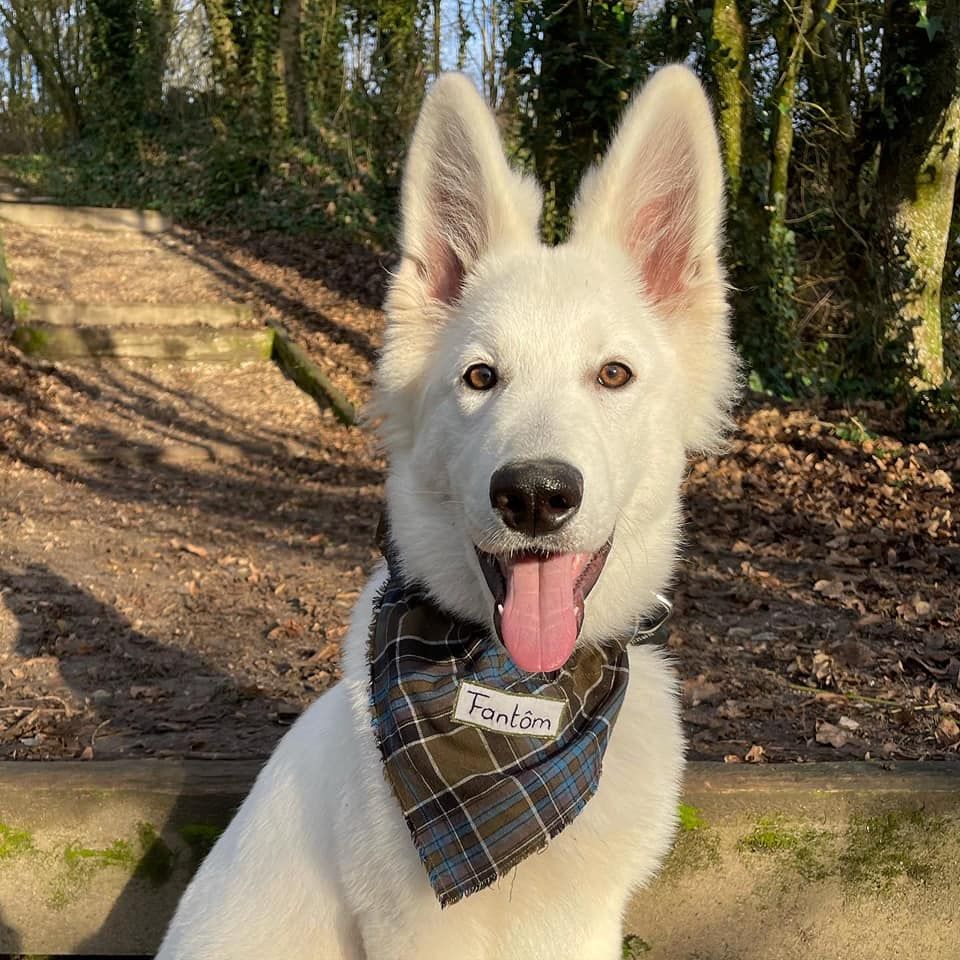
[425,242,466,304]
[622,133,700,307]
[628,189,693,302]
[420,122,489,305]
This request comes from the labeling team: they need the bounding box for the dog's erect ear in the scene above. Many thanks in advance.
[393,73,541,307]
[571,65,724,311]
[571,65,737,449]
[375,74,541,447]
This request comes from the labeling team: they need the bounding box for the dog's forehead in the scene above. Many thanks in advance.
[456,245,650,341]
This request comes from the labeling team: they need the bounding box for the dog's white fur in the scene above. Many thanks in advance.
[157,65,736,960]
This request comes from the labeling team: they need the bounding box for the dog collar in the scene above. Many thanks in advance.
[629,593,673,643]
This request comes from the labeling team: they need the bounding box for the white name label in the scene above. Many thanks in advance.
[452,681,566,740]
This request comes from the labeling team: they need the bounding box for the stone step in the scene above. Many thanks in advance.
[12,323,274,363]
[0,760,955,956]
[0,201,171,233]
[17,301,254,328]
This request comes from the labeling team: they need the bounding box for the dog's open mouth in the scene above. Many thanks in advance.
[476,541,612,673]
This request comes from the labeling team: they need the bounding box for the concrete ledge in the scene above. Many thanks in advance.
[0,760,955,956]
[17,301,254,328]
[627,762,960,959]
[12,323,275,362]
[0,201,171,233]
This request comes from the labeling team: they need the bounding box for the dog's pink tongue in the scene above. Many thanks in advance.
[501,554,579,673]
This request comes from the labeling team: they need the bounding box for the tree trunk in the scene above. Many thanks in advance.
[279,0,306,137]
[875,0,960,389]
[432,0,442,76]
[202,0,240,92]
[709,0,750,199]
[769,0,814,231]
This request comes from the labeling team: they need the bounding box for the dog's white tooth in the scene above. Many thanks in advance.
[497,603,504,614]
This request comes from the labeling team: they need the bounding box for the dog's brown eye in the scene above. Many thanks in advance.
[597,362,632,389]
[464,363,498,391]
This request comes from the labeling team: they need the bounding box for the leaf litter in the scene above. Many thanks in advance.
[0,228,957,762]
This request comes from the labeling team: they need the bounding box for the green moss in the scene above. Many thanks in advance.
[180,822,226,868]
[134,821,175,886]
[661,810,722,882]
[678,803,707,833]
[622,934,653,958]
[0,822,34,860]
[64,837,136,869]
[738,809,955,890]
[48,823,182,908]
[11,325,48,355]
[740,817,802,852]
[837,810,947,890]
[739,817,833,882]
[49,838,137,909]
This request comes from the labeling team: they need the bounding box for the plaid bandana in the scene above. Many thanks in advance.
[367,553,630,907]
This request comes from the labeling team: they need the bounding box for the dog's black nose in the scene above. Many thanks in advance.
[489,460,583,536]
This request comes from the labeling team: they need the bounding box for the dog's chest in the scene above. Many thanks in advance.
[341,638,684,947]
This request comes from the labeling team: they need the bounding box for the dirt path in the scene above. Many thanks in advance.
[1,224,958,764]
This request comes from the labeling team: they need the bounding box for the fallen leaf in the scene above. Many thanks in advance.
[815,721,848,749]
[936,716,960,746]
[930,469,953,491]
[717,700,747,720]
[811,651,837,687]
[683,675,723,707]
[813,579,845,598]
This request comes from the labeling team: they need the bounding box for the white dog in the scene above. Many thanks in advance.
[157,64,736,960]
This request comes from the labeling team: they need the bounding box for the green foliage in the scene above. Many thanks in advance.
[2,0,958,426]
[505,0,643,241]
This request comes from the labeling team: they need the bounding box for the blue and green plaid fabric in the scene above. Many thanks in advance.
[368,565,630,908]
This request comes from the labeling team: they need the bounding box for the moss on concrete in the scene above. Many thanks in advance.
[49,822,179,908]
[739,817,832,882]
[0,822,34,860]
[678,803,708,833]
[622,934,653,957]
[179,822,226,868]
[134,821,175,886]
[49,838,137,909]
[738,808,956,890]
[661,804,721,881]
[837,809,948,890]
